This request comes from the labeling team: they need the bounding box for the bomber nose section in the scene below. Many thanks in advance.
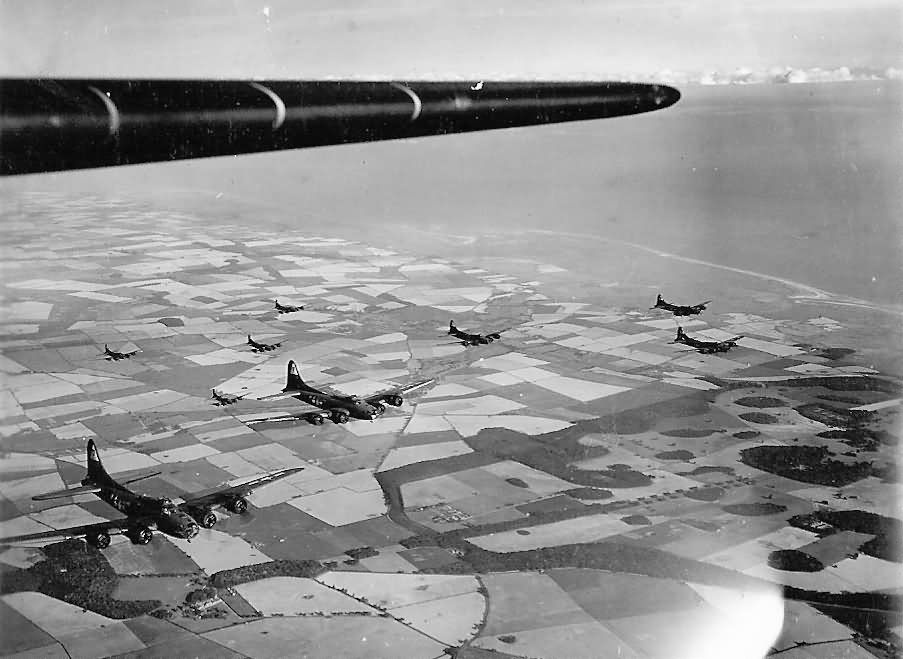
[184,521,200,539]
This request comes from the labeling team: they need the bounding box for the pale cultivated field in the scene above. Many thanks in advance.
[402,413,456,433]
[474,621,643,659]
[318,572,480,609]
[0,546,43,569]
[388,591,485,645]
[700,527,820,569]
[445,414,571,437]
[166,529,270,573]
[0,472,66,500]
[235,577,376,615]
[417,394,525,416]
[469,513,634,552]
[402,474,484,508]
[204,604,445,659]
[742,563,857,592]
[772,600,863,654]
[287,487,385,525]
[0,453,55,473]
[422,383,478,398]
[378,440,473,471]
[481,460,575,494]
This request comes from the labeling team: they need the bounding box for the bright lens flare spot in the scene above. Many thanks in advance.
[678,583,784,659]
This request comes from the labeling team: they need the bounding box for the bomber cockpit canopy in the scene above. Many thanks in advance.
[160,498,176,515]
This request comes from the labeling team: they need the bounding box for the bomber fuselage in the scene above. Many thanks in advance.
[92,481,199,539]
[295,386,383,420]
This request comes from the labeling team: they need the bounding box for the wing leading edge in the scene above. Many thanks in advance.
[179,466,305,510]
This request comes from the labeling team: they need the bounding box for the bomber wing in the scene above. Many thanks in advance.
[0,518,135,544]
[0,79,679,176]
[365,379,434,405]
[178,467,305,510]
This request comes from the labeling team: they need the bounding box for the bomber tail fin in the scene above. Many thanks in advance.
[284,360,306,392]
[675,326,686,341]
[448,320,456,334]
[248,335,253,345]
[83,438,114,486]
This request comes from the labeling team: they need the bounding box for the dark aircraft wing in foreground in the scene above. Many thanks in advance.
[0,79,679,175]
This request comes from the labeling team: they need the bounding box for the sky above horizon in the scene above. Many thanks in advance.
[1,1,900,82]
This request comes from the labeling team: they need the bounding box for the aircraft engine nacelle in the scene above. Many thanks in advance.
[371,402,386,415]
[305,412,325,425]
[330,408,350,424]
[385,395,403,407]
[190,507,218,528]
[127,524,153,545]
[227,496,249,514]
[86,530,111,549]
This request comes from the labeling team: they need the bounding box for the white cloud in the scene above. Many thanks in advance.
[644,65,893,86]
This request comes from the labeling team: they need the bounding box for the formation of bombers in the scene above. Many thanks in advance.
[20,288,746,551]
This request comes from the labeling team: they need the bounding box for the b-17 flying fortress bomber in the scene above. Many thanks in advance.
[274,299,304,314]
[671,325,744,354]
[247,335,282,352]
[651,293,712,316]
[102,344,139,360]
[13,440,303,549]
[272,360,433,424]
[211,389,244,406]
[447,319,507,346]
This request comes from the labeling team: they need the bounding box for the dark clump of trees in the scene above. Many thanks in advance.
[345,546,378,560]
[687,465,735,476]
[739,445,874,487]
[210,560,325,589]
[654,450,695,461]
[738,412,779,424]
[563,487,613,500]
[767,549,824,572]
[0,539,161,618]
[185,586,218,606]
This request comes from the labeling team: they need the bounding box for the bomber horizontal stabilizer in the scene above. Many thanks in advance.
[32,484,102,501]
